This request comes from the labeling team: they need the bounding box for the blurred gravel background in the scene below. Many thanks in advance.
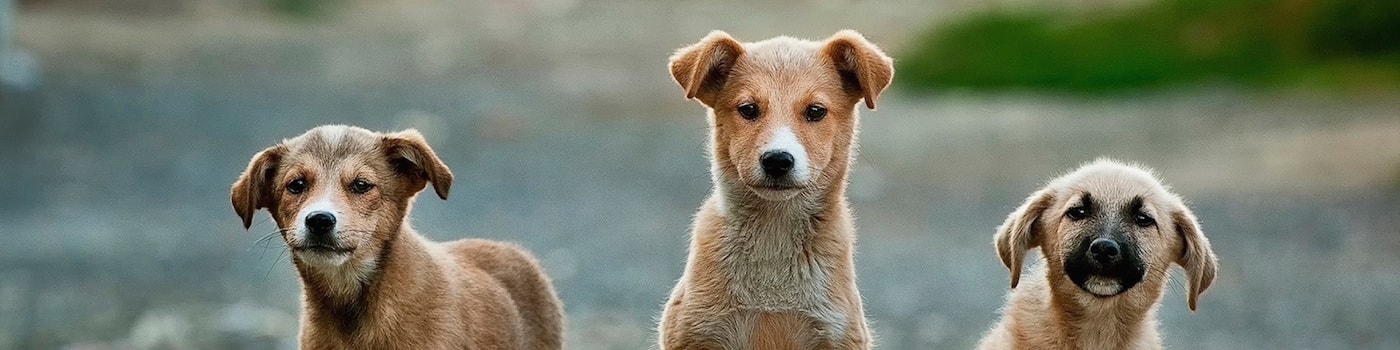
[2,0,1398,349]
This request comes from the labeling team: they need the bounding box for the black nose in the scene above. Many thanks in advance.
[305,211,336,235]
[760,151,795,178]
[1088,238,1121,263]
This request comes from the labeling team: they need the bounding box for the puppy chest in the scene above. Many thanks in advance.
[720,237,836,308]
[749,312,819,349]
[719,218,847,306]
[736,310,847,350]
[724,257,832,309]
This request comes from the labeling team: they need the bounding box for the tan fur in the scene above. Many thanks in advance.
[658,30,893,350]
[230,125,564,349]
[979,159,1220,350]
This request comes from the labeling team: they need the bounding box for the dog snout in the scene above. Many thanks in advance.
[760,151,795,178]
[305,211,337,236]
[1088,238,1122,264]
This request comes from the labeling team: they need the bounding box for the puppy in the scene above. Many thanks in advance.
[978,159,1219,350]
[657,30,894,350]
[230,125,564,349]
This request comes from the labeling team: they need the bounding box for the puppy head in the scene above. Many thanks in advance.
[668,30,893,201]
[994,159,1218,311]
[231,125,453,270]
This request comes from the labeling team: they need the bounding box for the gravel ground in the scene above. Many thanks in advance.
[3,1,1399,349]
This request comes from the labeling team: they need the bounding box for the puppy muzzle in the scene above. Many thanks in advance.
[1065,237,1145,297]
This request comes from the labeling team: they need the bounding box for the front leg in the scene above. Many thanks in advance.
[659,315,733,350]
[660,323,727,350]
[821,333,871,350]
[812,330,870,350]
[660,338,721,350]
[659,290,724,350]
[660,301,742,349]
[659,287,692,350]
[812,312,871,350]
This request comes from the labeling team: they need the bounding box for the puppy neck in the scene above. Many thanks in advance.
[1044,272,1166,349]
[296,223,439,334]
[709,151,855,311]
[713,177,851,248]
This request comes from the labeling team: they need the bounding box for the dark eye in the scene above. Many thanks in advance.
[1134,213,1155,227]
[349,179,375,194]
[286,178,307,195]
[805,104,827,122]
[1066,206,1089,220]
[737,103,760,120]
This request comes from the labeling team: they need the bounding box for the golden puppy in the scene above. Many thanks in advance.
[230,125,564,349]
[657,30,893,350]
[978,159,1219,350]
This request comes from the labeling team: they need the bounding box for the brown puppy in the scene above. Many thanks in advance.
[657,30,893,350]
[978,159,1219,350]
[230,125,564,349]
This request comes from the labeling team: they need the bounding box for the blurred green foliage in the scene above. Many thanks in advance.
[898,0,1400,93]
[266,0,334,19]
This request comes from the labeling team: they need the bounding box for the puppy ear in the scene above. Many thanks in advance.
[382,129,454,200]
[669,30,746,104]
[822,30,894,110]
[231,145,287,229]
[1172,206,1218,312]
[995,188,1055,289]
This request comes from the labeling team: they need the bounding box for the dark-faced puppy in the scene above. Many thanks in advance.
[231,125,564,350]
[979,159,1219,350]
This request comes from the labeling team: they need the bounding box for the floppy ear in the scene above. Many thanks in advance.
[382,129,454,200]
[822,30,894,110]
[1171,206,1218,312]
[231,145,287,229]
[669,30,746,104]
[995,188,1055,289]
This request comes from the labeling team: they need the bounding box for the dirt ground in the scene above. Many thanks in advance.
[3,1,1399,349]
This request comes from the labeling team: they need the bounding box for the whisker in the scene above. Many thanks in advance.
[252,240,284,251]
[247,228,293,252]
[1167,268,1188,298]
[691,170,710,184]
[264,248,289,282]
[253,231,282,245]
[255,242,271,260]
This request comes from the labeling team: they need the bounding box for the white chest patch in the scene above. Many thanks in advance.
[719,211,842,330]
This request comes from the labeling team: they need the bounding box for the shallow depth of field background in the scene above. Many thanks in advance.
[2,0,1398,349]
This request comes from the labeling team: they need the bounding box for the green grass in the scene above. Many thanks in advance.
[898,0,1400,93]
[266,0,335,20]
